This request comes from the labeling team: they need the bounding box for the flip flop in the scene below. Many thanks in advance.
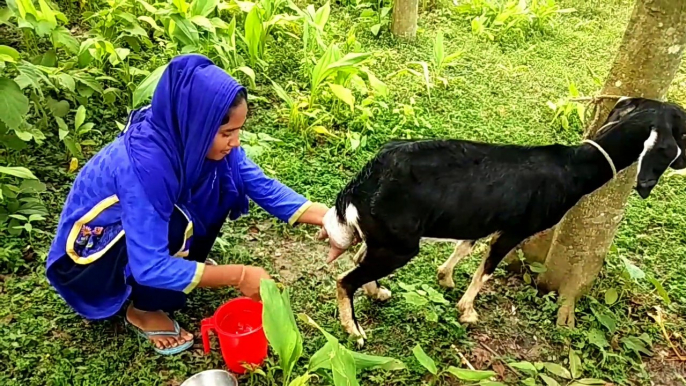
[126,318,194,356]
[206,258,218,266]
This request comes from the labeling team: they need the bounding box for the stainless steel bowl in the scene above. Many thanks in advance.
[180,370,238,386]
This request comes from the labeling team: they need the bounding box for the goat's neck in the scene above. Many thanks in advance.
[571,126,648,194]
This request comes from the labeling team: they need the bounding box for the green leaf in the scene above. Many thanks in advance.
[0,45,20,62]
[569,350,582,379]
[56,117,69,140]
[370,23,381,36]
[446,366,496,381]
[138,16,163,32]
[621,257,645,280]
[170,14,200,47]
[0,166,37,179]
[20,179,46,193]
[63,136,83,158]
[328,83,354,111]
[298,314,359,386]
[51,27,79,54]
[350,350,405,371]
[235,66,255,87]
[412,344,437,375]
[244,7,263,65]
[47,98,70,117]
[309,341,405,372]
[621,336,653,357]
[604,288,618,305]
[521,377,537,386]
[136,0,159,14]
[509,361,537,375]
[402,292,429,307]
[530,262,547,273]
[73,73,104,94]
[0,78,29,130]
[421,284,449,305]
[133,64,167,107]
[523,272,532,284]
[190,0,218,17]
[433,30,444,67]
[569,379,607,386]
[190,15,215,32]
[270,79,294,107]
[260,279,303,383]
[55,73,75,92]
[647,275,671,304]
[539,374,560,386]
[78,122,95,135]
[593,310,616,333]
[587,328,608,349]
[543,362,571,379]
[288,373,315,386]
[75,105,86,130]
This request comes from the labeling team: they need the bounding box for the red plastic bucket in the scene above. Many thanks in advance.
[201,297,268,374]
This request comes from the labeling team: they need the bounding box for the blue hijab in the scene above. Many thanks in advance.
[123,54,246,223]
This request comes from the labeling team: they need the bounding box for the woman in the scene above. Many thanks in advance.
[46,54,328,355]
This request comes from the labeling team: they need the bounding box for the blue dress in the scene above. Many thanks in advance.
[45,55,311,320]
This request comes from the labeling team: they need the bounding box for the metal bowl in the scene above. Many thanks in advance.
[180,370,238,386]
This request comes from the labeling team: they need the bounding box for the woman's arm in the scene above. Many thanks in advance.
[294,202,328,226]
[118,168,270,299]
[238,148,327,225]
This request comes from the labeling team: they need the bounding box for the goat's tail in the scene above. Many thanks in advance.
[318,203,365,263]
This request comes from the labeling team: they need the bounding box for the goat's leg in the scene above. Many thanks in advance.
[362,281,392,301]
[352,243,392,302]
[457,233,524,324]
[337,246,417,346]
[437,240,475,288]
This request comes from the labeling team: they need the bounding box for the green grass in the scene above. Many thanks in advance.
[2,0,686,385]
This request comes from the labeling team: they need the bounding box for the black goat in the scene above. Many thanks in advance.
[318,97,686,344]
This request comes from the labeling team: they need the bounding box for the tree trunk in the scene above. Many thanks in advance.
[529,0,686,328]
[391,0,418,40]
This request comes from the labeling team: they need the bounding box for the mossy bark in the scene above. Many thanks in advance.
[391,0,418,39]
[515,0,686,327]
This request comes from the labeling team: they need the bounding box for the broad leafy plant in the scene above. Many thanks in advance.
[259,279,405,386]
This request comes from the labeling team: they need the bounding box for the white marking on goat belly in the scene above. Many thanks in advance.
[637,129,658,176]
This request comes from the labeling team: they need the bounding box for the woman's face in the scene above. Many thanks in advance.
[207,99,248,160]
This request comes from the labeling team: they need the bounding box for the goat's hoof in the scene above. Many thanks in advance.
[437,272,455,288]
[375,287,392,302]
[459,309,479,324]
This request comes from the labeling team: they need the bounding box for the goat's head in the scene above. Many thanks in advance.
[603,97,686,198]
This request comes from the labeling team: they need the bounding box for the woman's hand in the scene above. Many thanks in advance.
[238,266,272,301]
[197,264,271,301]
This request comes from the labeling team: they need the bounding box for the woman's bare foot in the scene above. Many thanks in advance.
[126,304,193,350]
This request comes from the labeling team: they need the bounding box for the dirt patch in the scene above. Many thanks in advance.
[643,348,686,386]
[244,224,353,285]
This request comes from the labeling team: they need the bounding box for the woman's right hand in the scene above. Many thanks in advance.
[238,266,272,301]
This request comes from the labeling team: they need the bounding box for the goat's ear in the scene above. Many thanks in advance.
[606,97,640,123]
[635,128,681,199]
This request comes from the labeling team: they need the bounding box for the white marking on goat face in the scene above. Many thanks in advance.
[637,129,659,177]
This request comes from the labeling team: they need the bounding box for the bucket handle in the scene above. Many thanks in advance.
[201,317,215,355]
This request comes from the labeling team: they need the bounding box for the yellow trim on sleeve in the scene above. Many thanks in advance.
[288,201,313,226]
[173,205,194,257]
[183,262,205,294]
[66,195,124,265]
